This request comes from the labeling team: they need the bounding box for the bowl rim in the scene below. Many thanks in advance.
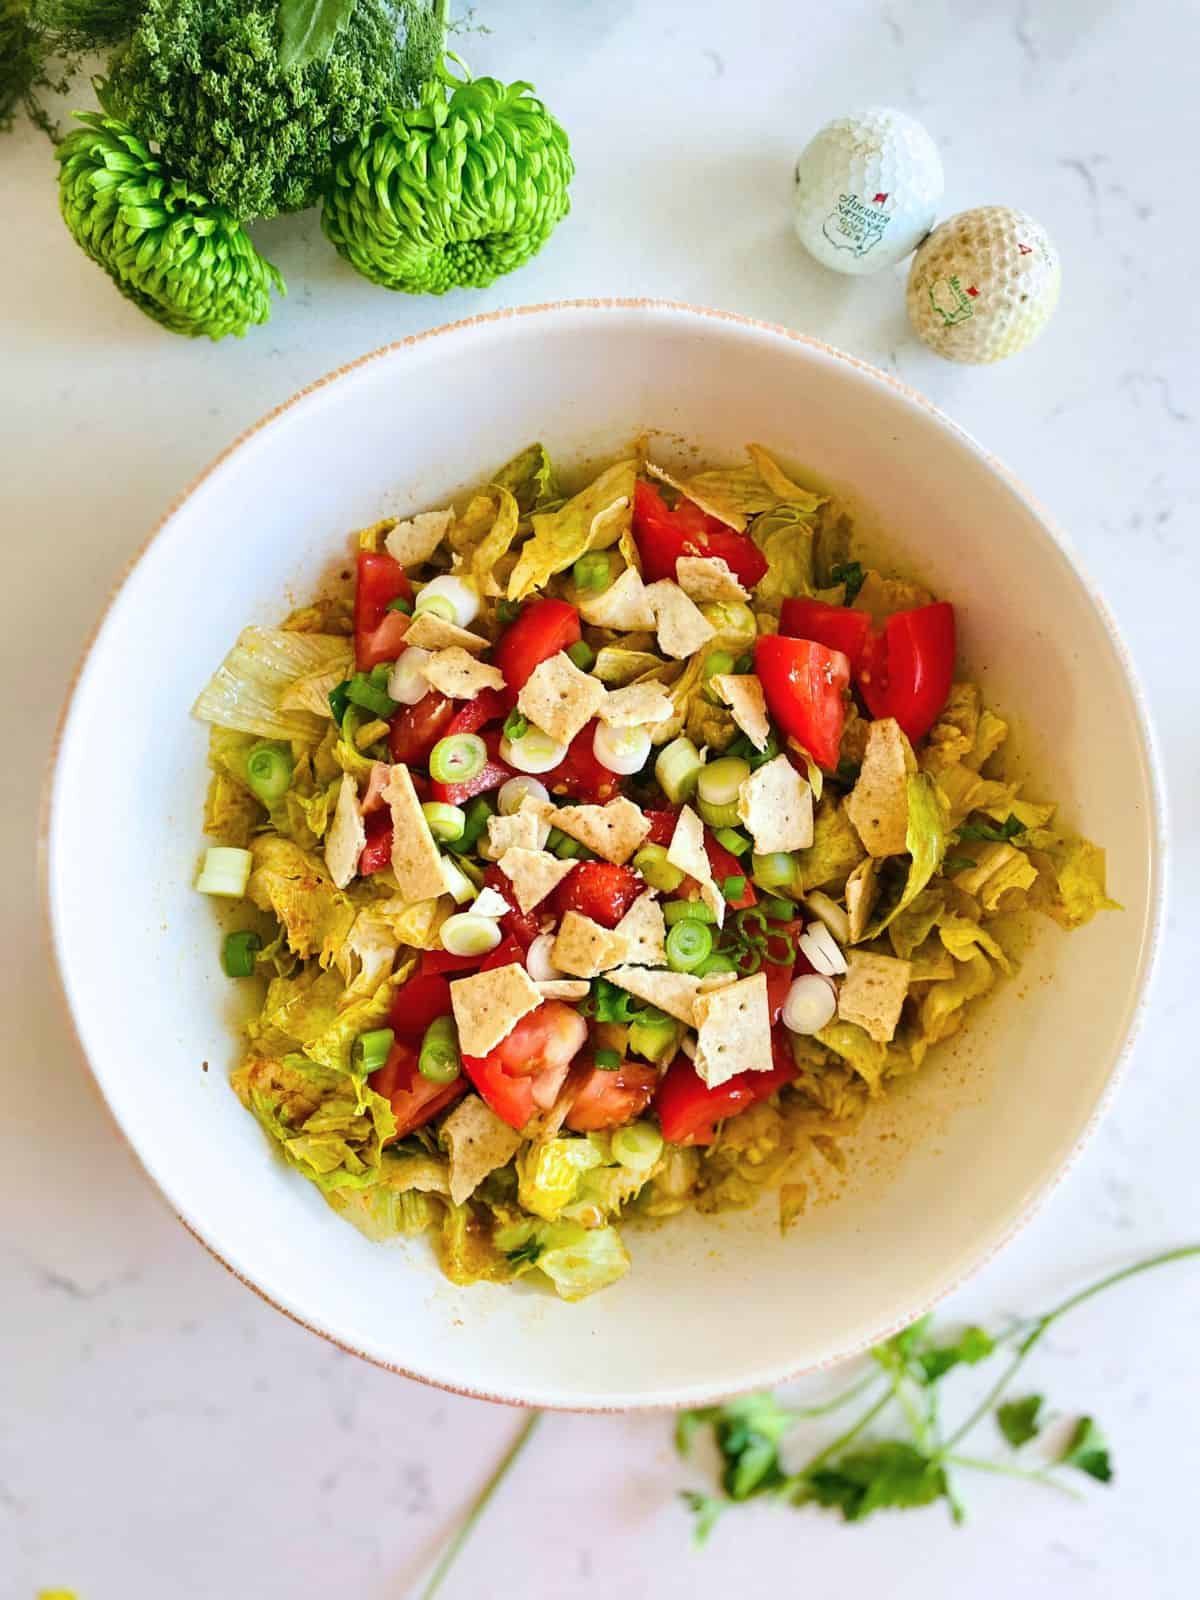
[40,297,1168,1412]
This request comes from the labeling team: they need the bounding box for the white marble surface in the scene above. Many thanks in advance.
[4,1,1200,1594]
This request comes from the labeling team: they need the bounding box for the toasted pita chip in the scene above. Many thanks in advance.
[693,972,773,1089]
[711,673,771,752]
[552,797,650,865]
[484,807,545,860]
[516,651,607,746]
[604,964,701,1026]
[450,963,543,1058]
[666,804,724,925]
[421,647,505,700]
[675,555,749,604]
[535,979,592,1000]
[469,886,512,920]
[497,847,576,912]
[837,950,912,1043]
[597,681,675,728]
[644,580,717,659]
[737,754,814,854]
[577,567,656,631]
[403,611,490,654]
[382,764,447,903]
[613,892,667,966]
[552,911,630,978]
[324,773,366,889]
[844,858,879,943]
[440,1094,522,1205]
[698,969,738,993]
[384,507,455,568]
[844,718,916,858]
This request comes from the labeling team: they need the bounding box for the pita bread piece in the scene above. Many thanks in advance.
[837,950,912,1043]
[711,673,771,752]
[382,764,447,903]
[404,611,490,654]
[384,507,455,568]
[484,807,545,860]
[516,651,606,746]
[693,972,773,1089]
[421,647,505,700]
[535,979,592,1000]
[675,555,749,604]
[323,773,367,890]
[844,717,916,858]
[468,886,512,920]
[644,579,717,659]
[450,963,543,1059]
[604,964,701,1027]
[497,846,576,913]
[577,567,656,631]
[613,892,667,966]
[552,797,650,865]
[736,754,814,854]
[551,911,630,979]
[597,681,675,728]
[666,804,724,926]
[440,1094,522,1205]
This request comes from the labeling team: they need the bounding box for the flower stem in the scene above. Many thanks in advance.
[421,1411,542,1600]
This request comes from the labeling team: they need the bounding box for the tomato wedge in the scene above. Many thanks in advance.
[565,1060,659,1132]
[445,688,507,737]
[370,1038,468,1140]
[654,1039,795,1147]
[550,861,644,930]
[643,808,679,847]
[779,596,872,674]
[859,602,955,744]
[354,551,413,669]
[462,1001,588,1130]
[388,973,453,1039]
[633,480,768,588]
[358,808,393,877]
[704,832,757,910]
[480,870,541,949]
[544,720,621,802]
[754,635,851,771]
[493,598,581,697]
[389,690,455,767]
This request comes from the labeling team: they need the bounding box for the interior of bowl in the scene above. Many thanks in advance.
[46,302,1161,1410]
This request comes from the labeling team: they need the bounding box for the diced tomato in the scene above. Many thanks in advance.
[429,729,512,805]
[761,918,804,1024]
[480,867,541,948]
[754,635,851,771]
[632,480,768,589]
[360,761,390,815]
[779,597,872,674]
[858,602,956,744]
[565,1060,659,1132]
[388,690,455,767]
[479,934,530,971]
[493,598,581,697]
[445,687,508,737]
[643,808,680,847]
[388,973,453,1039]
[550,861,644,930]
[354,551,413,669]
[358,808,393,876]
[370,1038,468,1139]
[462,1001,588,1130]
[703,833,757,909]
[544,720,621,802]
[419,948,485,977]
[654,1040,795,1147]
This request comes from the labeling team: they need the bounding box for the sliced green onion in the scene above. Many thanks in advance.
[664,898,716,926]
[345,668,398,719]
[632,844,685,893]
[734,942,763,975]
[722,874,747,903]
[498,776,551,815]
[573,551,613,592]
[735,906,769,942]
[440,912,502,957]
[328,681,351,725]
[694,952,737,978]
[655,736,703,804]
[593,1047,622,1070]
[413,593,455,622]
[386,595,413,615]
[566,640,596,672]
[502,708,529,741]
[418,1016,461,1083]
[732,652,755,675]
[195,846,252,898]
[429,733,487,786]
[439,856,478,905]
[354,1027,394,1075]
[547,826,586,860]
[221,929,261,977]
[611,1122,664,1173]
[751,850,800,892]
[444,795,495,856]
[763,928,798,964]
[415,575,480,627]
[698,755,751,808]
[627,1008,679,1064]
[500,727,568,774]
[245,742,293,806]
[713,827,751,857]
[701,648,736,703]
[422,801,467,841]
[762,895,797,921]
[666,918,714,972]
[697,796,741,828]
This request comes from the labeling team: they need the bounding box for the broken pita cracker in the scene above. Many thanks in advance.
[698,969,738,993]
[421,647,505,700]
[612,892,667,967]
[675,555,749,604]
[844,858,879,943]
[711,673,771,751]
[535,979,591,1001]
[469,886,512,920]
[837,950,912,1043]
[484,807,545,860]
[604,964,701,1026]
[384,507,455,568]
[440,1094,522,1205]
[577,566,656,631]
[382,764,447,903]
[597,681,675,728]
[666,804,724,926]
[551,911,630,979]
[404,611,490,654]
[324,772,366,889]
[552,797,651,865]
[516,651,607,746]
[497,847,576,913]
[450,964,543,1059]
[693,972,773,1089]
[736,754,814,854]
[644,579,717,659]
[844,717,916,858]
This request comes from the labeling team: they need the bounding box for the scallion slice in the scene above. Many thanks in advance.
[353,1027,394,1075]
[593,1047,622,1070]
[697,756,751,808]
[422,801,467,842]
[572,551,612,592]
[611,1122,664,1173]
[428,733,487,786]
[418,1016,461,1083]
[712,826,751,856]
[345,668,398,719]
[195,846,253,899]
[722,874,747,903]
[632,844,685,893]
[663,899,716,926]
[440,912,502,958]
[655,736,703,804]
[245,742,293,805]
[666,918,714,972]
[566,640,596,672]
[221,929,261,977]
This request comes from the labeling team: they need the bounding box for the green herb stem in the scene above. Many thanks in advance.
[421,1411,543,1600]
[945,1454,1083,1500]
[791,1387,893,1481]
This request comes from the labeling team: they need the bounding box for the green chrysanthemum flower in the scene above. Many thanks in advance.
[56,113,284,340]
[321,71,574,294]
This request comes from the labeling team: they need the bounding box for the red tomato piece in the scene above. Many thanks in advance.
[858,602,956,744]
[370,1038,467,1140]
[431,730,514,806]
[462,1001,588,1130]
[354,551,413,669]
[632,480,768,588]
[493,598,581,697]
[779,597,872,674]
[754,635,851,771]
[654,1041,795,1147]
[544,720,621,802]
[643,808,679,847]
[479,934,530,972]
[703,833,757,909]
[566,1061,659,1132]
[388,690,455,767]
[445,687,508,736]
[388,973,453,1039]
[419,948,485,977]
[358,808,393,877]
[480,867,541,949]
[550,861,644,930]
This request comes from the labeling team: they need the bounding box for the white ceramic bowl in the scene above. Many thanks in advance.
[45,301,1163,1411]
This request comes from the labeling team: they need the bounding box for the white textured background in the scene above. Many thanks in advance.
[4,2,1199,1595]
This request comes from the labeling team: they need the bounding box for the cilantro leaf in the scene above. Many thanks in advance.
[957,814,1026,844]
[996,1394,1045,1448]
[830,561,867,604]
[674,1408,718,1458]
[680,1491,726,1546]
[1059,1417,1113,1483]
[917,1325,995,1383]
[709,1394,796,1500]
[804,1443,948,1522]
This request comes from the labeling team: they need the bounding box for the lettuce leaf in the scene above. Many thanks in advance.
[437,1202,523,1286]
[247,835,356,966]
[492,441,559,515]
[917,950,995,1047]
[937,911,1012,973]
[232,1051,395,1191]
[795,796,867,892]
[593,647,666,685]
[516,1137,604,1221]
[887,886,946,961]
[250,966,344,1056]
[466,486,521,596]
[324,1150,450,1240]
[562,1163,652,1226]
[192,627,353,741]
[303,975,401,1074]
[851,571,933,627]
[815,1020,889,1094]
[1026,831,1121,929]
[507,460,637,600]
[203,771,263,847]
[950,841,1038,912]
[334,910,404,1000]
[650,445,824,532]
[863,774,949,938]
[494,1218,631,1300]
[750,504,816,607]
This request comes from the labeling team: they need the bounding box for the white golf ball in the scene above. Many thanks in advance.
[793,107,944,276]
[906,206,1061,363]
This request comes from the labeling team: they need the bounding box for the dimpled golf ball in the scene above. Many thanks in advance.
[792,108,944,276]
[906,206,1061,363]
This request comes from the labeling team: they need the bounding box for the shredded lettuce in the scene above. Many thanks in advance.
[507,460,637,600]
[863,774,949,938]
[492,441,559,515]
[516,1137,604,1221]
[917,950,996,1047]
[232,1051,395,1191]
[193,627,352,741]
[246,835,356,966]
[494,1218,631,1300]
[651,445,824,532]
[1026,831,1121,929]
[795,796,867,892]
[593,646,666,685]
[751,504,817,607]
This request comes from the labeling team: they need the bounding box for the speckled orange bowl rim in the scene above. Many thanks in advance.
[40,299,1168,1412]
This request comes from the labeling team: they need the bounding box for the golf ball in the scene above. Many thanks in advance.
[793,108,944,276]
[906,206,1061,363]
